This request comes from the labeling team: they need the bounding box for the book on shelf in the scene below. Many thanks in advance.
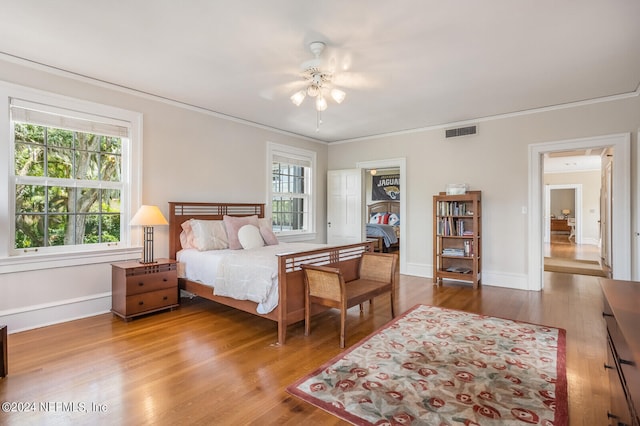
[446,266,472,274]
[437,217,470,236]
[438,201,468,217]
[442,248,465,257]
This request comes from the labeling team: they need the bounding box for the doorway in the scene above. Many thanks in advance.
[356,158,406,274]
[528,133,631,291]
[543,180,606,278]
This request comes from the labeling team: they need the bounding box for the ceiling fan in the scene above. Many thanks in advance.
[289,41,347,114]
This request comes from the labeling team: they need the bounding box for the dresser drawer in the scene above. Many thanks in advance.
[112,259,179,320]
[601,279,640,426]
[125,269,176,295]
[607,335,635,425]
[126,288,178,316]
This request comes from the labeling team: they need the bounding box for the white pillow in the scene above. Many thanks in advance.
[237,224,265,249]
[189,219,228,251]
[223,215,259,250]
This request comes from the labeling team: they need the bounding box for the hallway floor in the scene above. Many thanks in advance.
[544,234,601,262]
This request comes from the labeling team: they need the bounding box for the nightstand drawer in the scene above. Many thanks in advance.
[126,288,178,316]
[112,259,179,320]
[125,269,176,295]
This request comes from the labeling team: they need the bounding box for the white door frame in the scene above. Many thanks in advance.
[544,184,583,245]
[356,158,406,274]
[635,128,640,280]
[528,133,630,290]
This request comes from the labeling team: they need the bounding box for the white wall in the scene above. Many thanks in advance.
[0,58,326,332]
[329,95,640,289]
[1,55,639,332]
[546,171,601,244]
[549,189,575,218]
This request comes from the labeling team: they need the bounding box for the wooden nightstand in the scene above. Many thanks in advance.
[111,259,179,320]
[1,325,7,378]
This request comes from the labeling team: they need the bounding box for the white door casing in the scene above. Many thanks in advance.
[529,133,631,290]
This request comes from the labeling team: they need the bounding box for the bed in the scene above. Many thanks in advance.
[366,201,400,252]
[168,202,374,345]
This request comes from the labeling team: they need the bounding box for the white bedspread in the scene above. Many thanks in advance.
[177,243,323,314]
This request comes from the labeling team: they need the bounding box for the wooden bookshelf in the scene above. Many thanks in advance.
[433,190,481,289]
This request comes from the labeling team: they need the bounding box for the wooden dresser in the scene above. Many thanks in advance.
[551,218,571,233]
[111,259,179,320]
[601,279,640,426]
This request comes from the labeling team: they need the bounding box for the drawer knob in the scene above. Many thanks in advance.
[138,282,144,287]
[604,363,614,370]
[602,312,614,318]
[606,411,630,426]
[619,358,634,366]
[163,296,168,301]
[163,278,168,282]
[138,301,144,306]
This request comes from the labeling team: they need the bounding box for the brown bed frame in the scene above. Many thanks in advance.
[168,202,374,345]
[367,201,400,252]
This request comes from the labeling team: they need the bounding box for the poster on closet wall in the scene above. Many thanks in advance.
[372,174,400,200]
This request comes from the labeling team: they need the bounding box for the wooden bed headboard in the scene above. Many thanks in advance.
[367,201,400,217]
[168,202,265,260]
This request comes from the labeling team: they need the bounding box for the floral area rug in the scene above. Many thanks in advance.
[287,304,567,425]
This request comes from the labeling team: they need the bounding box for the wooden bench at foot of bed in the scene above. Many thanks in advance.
[169,202,374,345]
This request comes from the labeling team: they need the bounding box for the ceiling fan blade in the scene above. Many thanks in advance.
[332,71,385,90]
[259,80,307,101]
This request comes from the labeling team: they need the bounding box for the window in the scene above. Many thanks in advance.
[12,106,125,250]
[0,83,141,271]
[268,142,315,240]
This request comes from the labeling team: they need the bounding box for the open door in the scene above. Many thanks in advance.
[327,169,364,245]
[601,155,613,268]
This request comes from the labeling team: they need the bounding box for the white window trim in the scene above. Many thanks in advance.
[266,142,316,242]
[0,81,142,274]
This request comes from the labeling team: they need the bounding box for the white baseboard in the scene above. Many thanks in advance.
[0,292,111,334]
[0,262,535,335]
[404,263,530,291]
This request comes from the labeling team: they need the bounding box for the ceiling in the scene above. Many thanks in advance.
[1,1,639,143]
[544,151,604,173]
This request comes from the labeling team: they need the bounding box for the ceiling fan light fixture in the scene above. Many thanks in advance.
[331,88,346,104]
[307,84,320,98]
[316,96,327,112]
[291,41,347,129]
[290,90,306,106]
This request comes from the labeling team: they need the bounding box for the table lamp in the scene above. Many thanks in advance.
[130,205,168,264]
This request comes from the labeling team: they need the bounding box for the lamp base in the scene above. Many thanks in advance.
[139,226,155,264]
[138,259,158,264]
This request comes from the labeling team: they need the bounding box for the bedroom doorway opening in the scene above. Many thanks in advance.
[528,133,631,291]
[357,158,406,274]
[364,168,400,254]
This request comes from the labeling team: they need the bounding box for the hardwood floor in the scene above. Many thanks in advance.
[545,234,601,262]
[0,270,609,425]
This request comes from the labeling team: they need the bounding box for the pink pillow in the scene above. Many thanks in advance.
[223,215,259,250]
[258,218,279,246]
[180,221,196,249]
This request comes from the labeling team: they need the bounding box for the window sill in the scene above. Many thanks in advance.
[276,232,317,243]
[0,247,142,274]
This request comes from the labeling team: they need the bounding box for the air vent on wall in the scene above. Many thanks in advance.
[445,125,477,138]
